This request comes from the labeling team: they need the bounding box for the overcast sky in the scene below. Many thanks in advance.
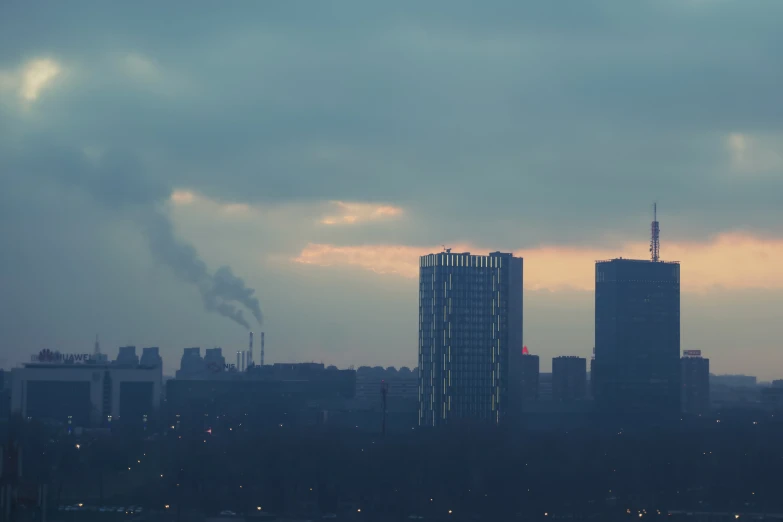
[1,1,782,378]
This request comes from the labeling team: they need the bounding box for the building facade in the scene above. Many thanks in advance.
[593,258,681,416]
[681,352,710,415]
[11,364,162,427]
[418,251,523,426]
[520,353,540,401]
[552,356,587,402]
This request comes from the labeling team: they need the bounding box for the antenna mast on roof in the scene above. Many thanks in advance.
[650,202,660,262]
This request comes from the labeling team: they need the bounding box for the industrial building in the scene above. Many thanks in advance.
[593,207,681,417]
[552,356,587,402]
[10,345,162,428]
[355,366,417,403]
[166,361,357,430]
[418,250,523,426]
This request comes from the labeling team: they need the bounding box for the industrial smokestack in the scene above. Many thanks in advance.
[248,331,254,367]
[236,351,240,371]
[260,332,265,366]
[241,351,246,372]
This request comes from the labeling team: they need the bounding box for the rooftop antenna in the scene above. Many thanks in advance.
[442,245,451,253]
[650,202,660,262]
[94,334,100,356]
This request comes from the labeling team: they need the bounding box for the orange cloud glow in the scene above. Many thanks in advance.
[293,233,783,292]
[170,189,197,205]
[319,201,404,226]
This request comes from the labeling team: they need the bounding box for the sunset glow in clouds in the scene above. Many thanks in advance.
[293,233,783,293]
[0,57,62,102]
[319,201,404,226]
[170,189,783,294]
[4,0,783,376]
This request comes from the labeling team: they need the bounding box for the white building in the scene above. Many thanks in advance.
[11,363,162,427]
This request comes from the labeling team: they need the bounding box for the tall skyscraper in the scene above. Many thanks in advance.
[681,350,710,415]
[418,251,523,426]
[593,258,681,416]
[552,356,587,402]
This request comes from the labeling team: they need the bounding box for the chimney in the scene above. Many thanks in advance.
[260,332,265,366]
[248,331,254,367]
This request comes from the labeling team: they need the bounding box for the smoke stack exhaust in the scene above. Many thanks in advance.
[248,331,254,367]
[261,332,265,366]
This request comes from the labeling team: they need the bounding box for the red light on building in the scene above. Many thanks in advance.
[522,346,529,355]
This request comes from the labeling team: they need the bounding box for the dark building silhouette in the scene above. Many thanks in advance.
[140,347,162,368]
[116,345,140,366]
[519,350,540,401]
[204,347,228,374]
[419,251,523,426]
[176,347,206,378]
[762,380,783,411]
[552,356,587,402]
[681,351,710,415]
[593,258,681,416]
[166,363,356,429]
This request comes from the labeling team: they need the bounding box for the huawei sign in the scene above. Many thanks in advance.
[30,350,92,363]
[37,349,57,362]
[207,361,236,373]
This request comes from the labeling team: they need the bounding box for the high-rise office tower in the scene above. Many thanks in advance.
[552,356,587,402]
[681,350,710,415]
[419,250,523,426]
[593,207,681,417]
[593,258,681,415]
[520,347,540,401]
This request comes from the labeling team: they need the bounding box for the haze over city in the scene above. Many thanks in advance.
[2,1,783,378]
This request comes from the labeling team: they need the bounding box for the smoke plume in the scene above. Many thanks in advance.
[143,212,262,329]
[30,145,263,330]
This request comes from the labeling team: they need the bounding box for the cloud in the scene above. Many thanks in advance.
[19,58,61,101]
[319,201,404,226]
[122,53,160,81]
[3,0,783,377]
[170,189,197,205]
[293,233,783,293]
[0,58,62,102]
[726,132,783,174]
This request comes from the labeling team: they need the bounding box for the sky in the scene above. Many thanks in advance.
[1,1,782,378]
